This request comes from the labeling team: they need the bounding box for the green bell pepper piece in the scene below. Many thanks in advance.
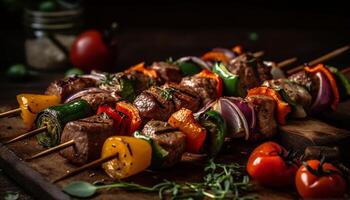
[212,62,245,97]
[200,110,227,157]
[176,61,202,76]
[328,66,350,98]
[36,99,93,147]
[133,131,169,169]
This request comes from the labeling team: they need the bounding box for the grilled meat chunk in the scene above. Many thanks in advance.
[134,84,201,122]
[125,71,159,95]
[134,87,175,121]
[288,70,312,90]
[180,76,217,105]
[150,62,182,83]
[59,114,115,166]
[142,120,186,168]
[45,76,97,101]
[246,95,277,140]
[162,83,201,112]
[80,92,119,111]
[263,79,312,107]
[227,53,272,90]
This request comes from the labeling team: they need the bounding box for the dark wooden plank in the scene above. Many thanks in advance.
[0,144,71,200]
[279,118,350,163]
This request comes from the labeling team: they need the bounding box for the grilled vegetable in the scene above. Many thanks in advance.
[115,102,141,135]
[101,136,152,179]
[304,64,340,110]
[168,108,206,154]
[16,94,60,129]
[212,62,244,97]
[125,62,158,79]
[199,110,227,157]
[36,99,93,147]
[329,66,350,99]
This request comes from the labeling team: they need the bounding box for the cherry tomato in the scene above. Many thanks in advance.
[295,159,346,199]
[70,30,117,71]
[246,142,298,187]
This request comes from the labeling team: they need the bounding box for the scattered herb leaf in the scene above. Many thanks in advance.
[160,88,176,101]
[4,191,19,200]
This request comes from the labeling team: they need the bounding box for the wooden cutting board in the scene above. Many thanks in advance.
[0,106,349,200]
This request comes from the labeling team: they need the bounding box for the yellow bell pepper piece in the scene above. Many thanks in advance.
[16,94,60,129]
[101,136,152,179]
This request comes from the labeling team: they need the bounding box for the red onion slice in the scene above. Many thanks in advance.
[225,97,256,130]
[311,72,333,112]
[176,56,211,70]
[64,87,109,103]
[194,100,216,118]
[217,98,250,140]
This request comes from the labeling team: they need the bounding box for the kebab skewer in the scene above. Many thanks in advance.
[1,46,348,182]
[32,62,350,183]
[13,46,348,153]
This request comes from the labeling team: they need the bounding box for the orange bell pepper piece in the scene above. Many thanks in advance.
[247,86,292,125]
[125,62,158,79]
[202,51,230,64]
[195,69,223,97]
[168,108,207,154]
[232,45,243,55]
[304,64,340,110]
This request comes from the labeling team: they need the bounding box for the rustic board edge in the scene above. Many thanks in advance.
[0,143,71,200]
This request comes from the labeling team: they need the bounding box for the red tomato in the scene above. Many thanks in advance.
[295,160,346,199]
[247,142,298,187]
[70,30,116,71]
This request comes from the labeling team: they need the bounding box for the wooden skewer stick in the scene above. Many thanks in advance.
[3,126,47,145]
[287,45,350,74]
[277,57,298,68]
[26,140,75,161]
[253,51,264,58]
[52,153,118,183]
[0,108,21,119]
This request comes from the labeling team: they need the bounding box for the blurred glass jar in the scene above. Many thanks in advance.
[24,5,82,70]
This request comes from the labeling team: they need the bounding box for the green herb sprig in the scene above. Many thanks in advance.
[63,160,256,199]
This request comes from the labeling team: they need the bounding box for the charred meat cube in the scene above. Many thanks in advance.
[142,120,186,168]
[263,79,312,107]
[80,92,119,111]
[59,114,115,166]
[288,70,313,90]
[246,95,277,140]
[134,87,175,121]
[162,83,201,112]
[45,76,97,101]
[227,53,272,90]
[180,76,217,105]
[150,62,182,83]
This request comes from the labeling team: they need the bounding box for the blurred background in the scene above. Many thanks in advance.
[0,0,350,105]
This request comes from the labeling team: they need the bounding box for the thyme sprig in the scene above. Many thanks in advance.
[63,160,256,199]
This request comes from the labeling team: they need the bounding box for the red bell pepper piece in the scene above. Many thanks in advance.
[116,101,142,135]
